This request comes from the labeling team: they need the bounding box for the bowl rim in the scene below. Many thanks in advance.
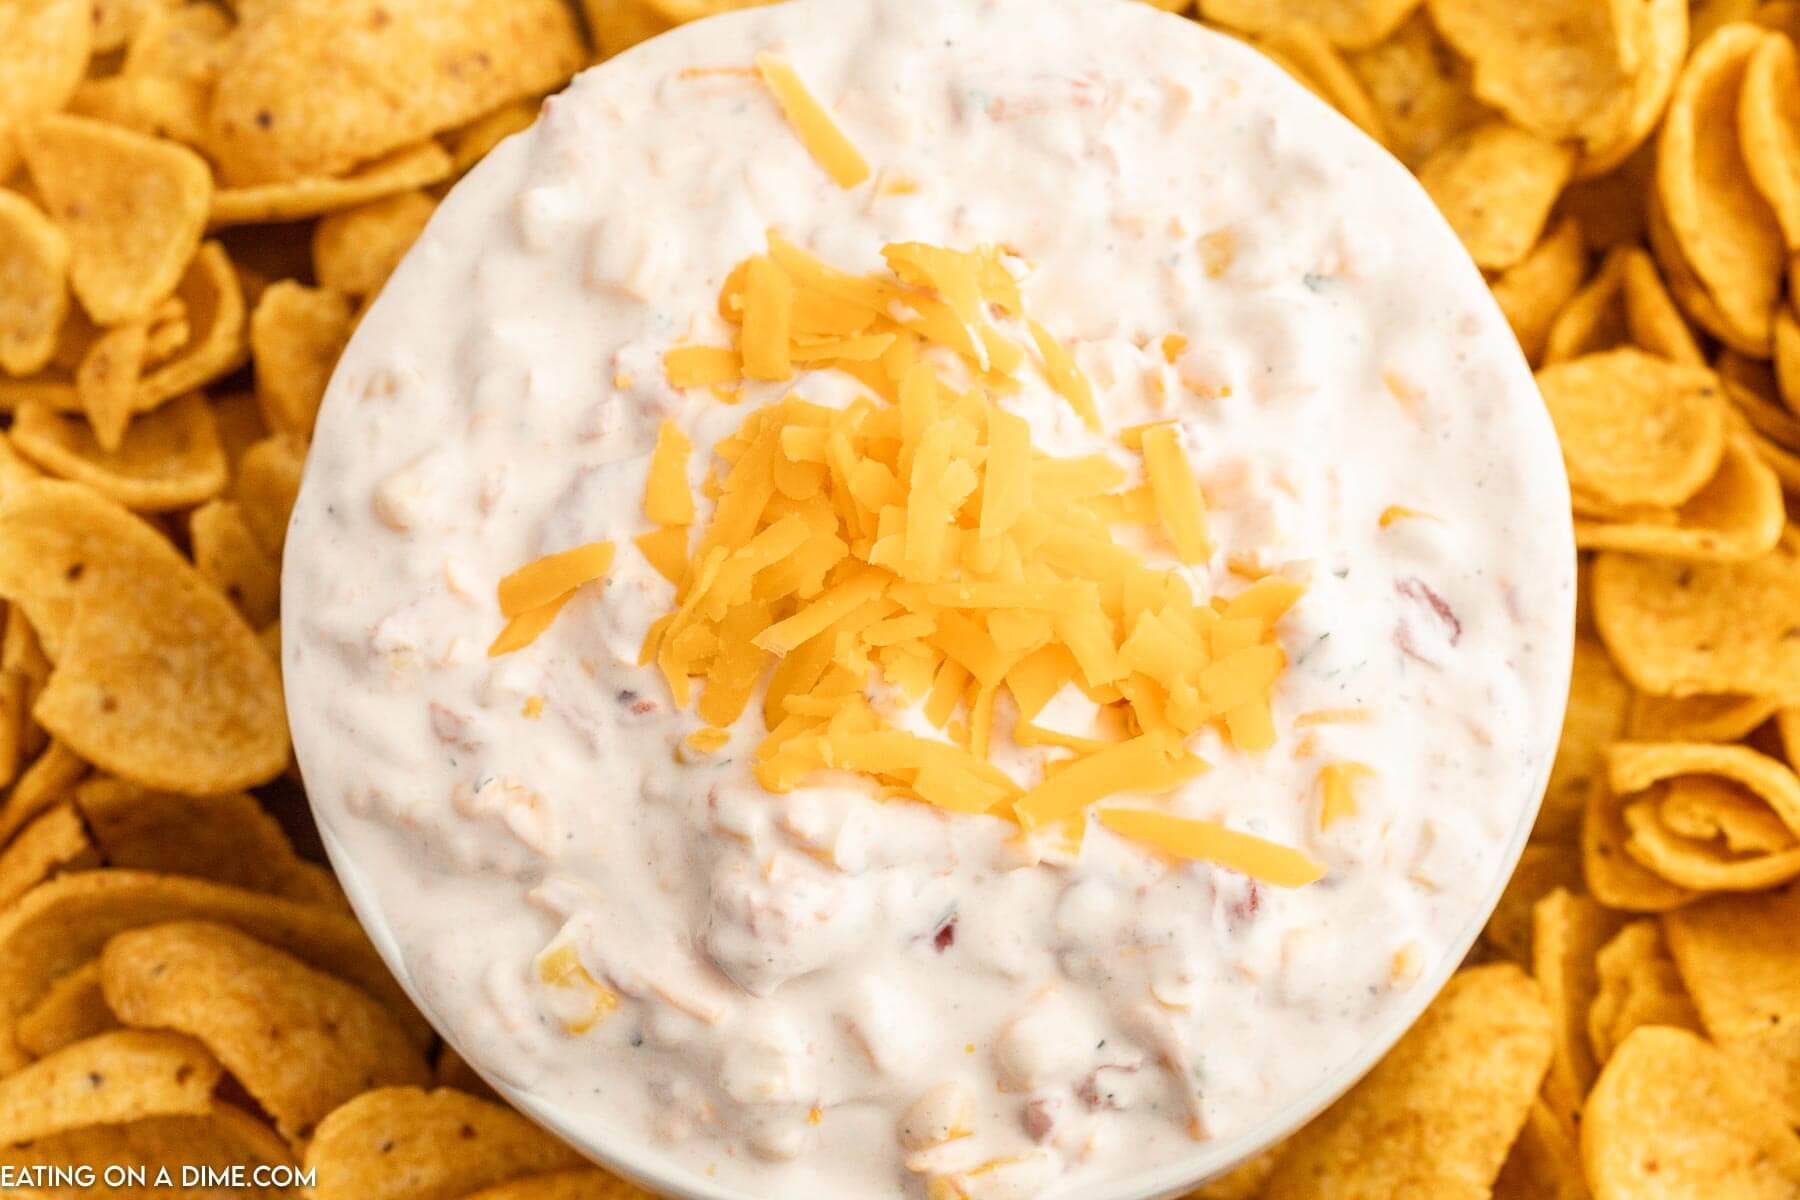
[304,0,1579,1193]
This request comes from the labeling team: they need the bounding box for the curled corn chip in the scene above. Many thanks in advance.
[189,498,280,627]
[74,778,341,909]
[1592,549,1800,701]
[1665,885,1800,1125]
[1607,741,1800,892]
[102,921,432,1143]
[1427,0,1644,144]
[1656,25,1787,353]
[1263,965,1552,1198]
[1584,772,1698,913]
[1574,437,1786,562]
[0,189,71,378]
[1345,11,1488,168]
[89,0,178,56]
[1200,0,1421,51]
[1491,216,1588,366]
[303,1087,584,1200]
[1537,637,1629,842]
[0,803,93,909]
[14,959,114,1058]
[1545,245,1702,365]
[1582,1026,1800,1198]
[1538,348,1725,510]
[1629,691,1780,741]
[1531,887,1626,1126]
[140,241,249,409]
[0,0,92,129]
[1777,304,1800,413]
[211,140,454,228]
[19,114,211,325]
[1492,1100,1585,1200]
[251,281,352,437]
[233,433,306,559]
[10,394,226,512]
[0,1104,295,1189]
[1485,841,1583,963]
[207,0,584,186]
[1417,120,1575,270]
[312,190,438,298]
[0,869,429,1068]
[0,739,88,850]
[1741,31,1800,250]
[1576,0,1689,179]
[1586,920,1700,1068]
[0,1028,220,1145]
[0,481,288,792]
[75,318,150,453]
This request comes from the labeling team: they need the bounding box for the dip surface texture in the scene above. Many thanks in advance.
[283,1,1574,1195]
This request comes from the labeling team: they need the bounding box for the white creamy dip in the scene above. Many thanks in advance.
[283,1,1574,1196]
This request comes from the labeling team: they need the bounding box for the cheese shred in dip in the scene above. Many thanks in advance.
[284,2,1574,1196]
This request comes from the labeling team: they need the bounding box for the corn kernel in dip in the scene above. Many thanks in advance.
[284,1,1574,1195]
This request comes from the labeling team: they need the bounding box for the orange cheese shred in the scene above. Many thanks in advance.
[1096,808,1326,887]
[755,53,872,189]
[496,541,616,618]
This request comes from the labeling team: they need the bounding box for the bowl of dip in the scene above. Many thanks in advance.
[283,0,1576,1196]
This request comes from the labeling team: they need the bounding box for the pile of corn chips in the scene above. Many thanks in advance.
[1,0,1798,1196]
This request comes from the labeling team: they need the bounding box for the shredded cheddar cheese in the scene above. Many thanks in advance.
[1095,808,1327,887]
[595,236,1313,862]
[755,53,871,189]
[488,541,616,656]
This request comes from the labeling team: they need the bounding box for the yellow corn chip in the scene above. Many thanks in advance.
[1586,920,1700,1068]
[1427,0,1643,144]
[1574,437,1785,561]
[208,0,584,186]
[0,0,92,128]
[0,188,71,378]
[1608,741,1800,892]
[212,140,455,227]
[102,921,432,1143]
[1344,11,1488,168]
[75,779,340,908]
[232,433,306,558]
[1665,885,1800,1125]
[1575,0,1688,179]
[1531,887,1626,1127]
[1254,25,1389,145]
[1592,549,1800,700]
[0,1105,295,1189]
[0,803,93,909]
[1492,216,1588,366]
[1628,691,1779,741]
[1486,840,1584,964]
[1741,31,1800,250]
[1537,637,1629,842]
[444,100,541,178]
[1539,348,1725,510]
[250,281,352,437]
[14,959,116,1059]
[10,394,227,511]
[1492,1100,1585,1200]
[0,482,288,793]
[19,114,211,325]
[1583,772,1698,913]
[139,241,250,409]
[303,1087,584,1200]
[1263,964,1553,1199]
[0,1028,220,1145]
[0,869,430,1067]
[312,190,437,298]
[1656,25,1786,353]
[1201,0,1421,51]
[1417,120,1576,270]
[189,498,280,626]
[1582,1025,1800,1198]
[75,318,150,453]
